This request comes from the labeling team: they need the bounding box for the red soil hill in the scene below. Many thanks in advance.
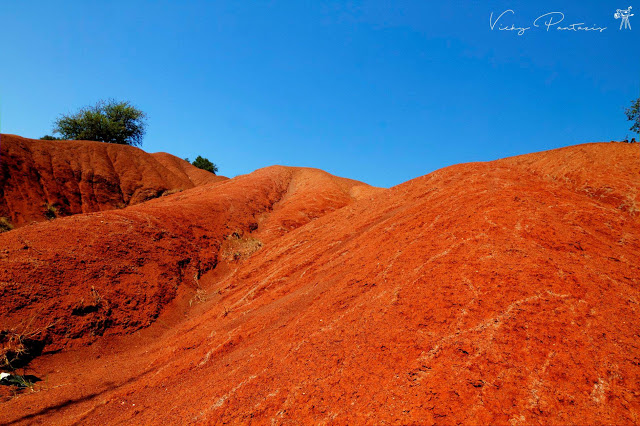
[0,165,375,362]
[0,142,639,425]
[0,134,226,227]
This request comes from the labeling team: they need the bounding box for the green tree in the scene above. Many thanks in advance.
[40,135,61,140]
[626,97,640,137]
[192,156,218,174]
[53,99,147,146]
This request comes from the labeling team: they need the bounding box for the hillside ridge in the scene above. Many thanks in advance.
[0,140,639,425]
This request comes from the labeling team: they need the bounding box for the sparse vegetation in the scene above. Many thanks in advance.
[0,217,13,233]
[40,135,61,140]
[91,286,103,306]
[43,203,58,220]
[71,287,111,336]
[52,99,147,146]
[191,156,218,174]
[162,188,184,197]
[189,273,207,307]
[0,317,56,369]
[189,289,207,307]
[0,373,36,390]
[619,197,639,216]
[221,232,263,262]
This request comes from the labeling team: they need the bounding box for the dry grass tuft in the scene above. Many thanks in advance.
[220,232,263,262]
[619,197,639,216]
[0,317,57,369]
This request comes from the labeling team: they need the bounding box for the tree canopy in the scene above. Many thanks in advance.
[192,156,218,174]
[626,98,640,136]
[53,100,147,146]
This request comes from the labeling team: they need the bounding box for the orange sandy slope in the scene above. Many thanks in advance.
[0,140,639,425]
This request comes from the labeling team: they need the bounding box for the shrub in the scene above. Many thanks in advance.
[192,156,219,174]
[43,204,58,220]
[40,135,61,140]
[52,99,147,146]
[0,217,13,233]
[0,372,37,389]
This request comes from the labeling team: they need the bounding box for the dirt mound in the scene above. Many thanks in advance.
[0,166,373,365]
[1,142,639,425]
[0,134,226,228]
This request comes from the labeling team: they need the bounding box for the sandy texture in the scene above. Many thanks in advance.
[0,140,639,425]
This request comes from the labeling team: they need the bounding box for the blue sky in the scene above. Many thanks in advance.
[1,1,638,187]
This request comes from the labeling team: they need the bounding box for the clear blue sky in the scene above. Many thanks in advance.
[1,1,638,187]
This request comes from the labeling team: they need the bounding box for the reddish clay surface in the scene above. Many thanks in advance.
[0,134,226,228]
[0,139,639,425]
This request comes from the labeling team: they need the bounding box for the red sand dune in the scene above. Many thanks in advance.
[0,139,639,425]
[0,134,226,228]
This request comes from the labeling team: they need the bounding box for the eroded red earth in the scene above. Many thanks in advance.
[0,134,226,228]
[1,136,639,424]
